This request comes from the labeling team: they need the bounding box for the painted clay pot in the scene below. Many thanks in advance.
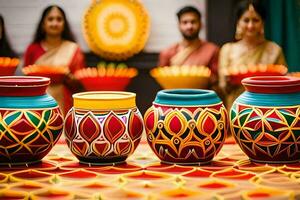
[144,89,228,164]
[230,76,300,163]
[64,91,144,165]
[0,76,64,165]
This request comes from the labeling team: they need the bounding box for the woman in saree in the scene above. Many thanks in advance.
[24,5,85,115]
[219,0,287,110]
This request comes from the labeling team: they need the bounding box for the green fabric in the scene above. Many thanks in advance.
[264,0,300,72]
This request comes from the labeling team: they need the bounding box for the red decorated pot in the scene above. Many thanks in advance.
[64,91,144,165]
[144,89,228,164]
[0,76,64,165]
[230,76,300,163]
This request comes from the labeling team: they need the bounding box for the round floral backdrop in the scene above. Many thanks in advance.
[83,0,150,60]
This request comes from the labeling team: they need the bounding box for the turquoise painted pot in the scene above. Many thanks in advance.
[230,76,300,163]
[144,89,228,164]
[0,76,64,165]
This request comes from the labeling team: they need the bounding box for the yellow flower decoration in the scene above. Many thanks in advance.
[83,0,150,60]
[150,65,211,89]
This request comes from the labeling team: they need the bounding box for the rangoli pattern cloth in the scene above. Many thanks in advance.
[0,140,300,199]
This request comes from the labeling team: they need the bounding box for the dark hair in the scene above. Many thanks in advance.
[32,5,75,43]
[0,15,17,57]
[176,6,201,21]
[235,0,266,25]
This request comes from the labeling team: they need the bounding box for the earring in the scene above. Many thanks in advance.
[235,25,243,40]
[260,27,264,36]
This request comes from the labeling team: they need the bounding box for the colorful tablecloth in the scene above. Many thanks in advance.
[0,139,300,199]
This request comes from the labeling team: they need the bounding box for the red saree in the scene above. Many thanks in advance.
[24,41,85,115]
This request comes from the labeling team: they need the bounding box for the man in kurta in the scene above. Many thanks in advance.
[158,6,219,88]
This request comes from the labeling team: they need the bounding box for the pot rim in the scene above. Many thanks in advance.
[73,91,136,110]
[0,76,50,97]
[242,76,300,93]
[154,89,221,106]
[73,91,136,100]
[0,76,50,87]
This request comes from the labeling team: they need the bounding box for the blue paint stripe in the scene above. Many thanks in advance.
[235,91,300,106]
[0,94,58,108]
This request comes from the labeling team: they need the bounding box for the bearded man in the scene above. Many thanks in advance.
[158,6,219,86]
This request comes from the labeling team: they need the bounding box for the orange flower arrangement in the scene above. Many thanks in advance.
[22,65,69,84]
[0,57,20,76]
[74,62,138,91]
[288,72,300,78]
[225,64,287,85]
[150,65,211,89]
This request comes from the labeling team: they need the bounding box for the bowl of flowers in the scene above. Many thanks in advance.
[150,65,211,89]
[0,57,20,76]
[288,72,300,78]
[22,65,69,84]
[74,62,138,91]
[225,64,288,85]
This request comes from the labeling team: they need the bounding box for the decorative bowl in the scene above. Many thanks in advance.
[22,65,69,84]
[288,72,300,78]
[74,64,137,91]
[150,65,211,89]
[225,64,287,85]
[0,57,20,76]
[82,0,150,60]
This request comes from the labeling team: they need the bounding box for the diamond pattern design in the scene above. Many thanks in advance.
[231,104,300,162]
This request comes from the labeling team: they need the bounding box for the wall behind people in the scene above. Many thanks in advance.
[206,0,241,46]
[0,0,205,54]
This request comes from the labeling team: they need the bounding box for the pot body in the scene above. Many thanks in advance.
[64,91,144,164]
[144,89,228,164]
[230,76,300,163]
[0,76,63,164]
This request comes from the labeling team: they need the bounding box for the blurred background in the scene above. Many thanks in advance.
[0,0,299,113]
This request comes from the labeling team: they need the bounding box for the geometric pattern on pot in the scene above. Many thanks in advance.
[231,103,300,163]
[0,108,63,163]
[64,107,144,164]
[144,103,228,164]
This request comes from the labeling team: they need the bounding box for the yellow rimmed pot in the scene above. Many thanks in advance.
[64,91,144,165]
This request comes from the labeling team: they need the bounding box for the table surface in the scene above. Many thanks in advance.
[0,138,300,200]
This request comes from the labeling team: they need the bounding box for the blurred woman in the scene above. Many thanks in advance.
[24,5,85,114]
[219,0,286,109]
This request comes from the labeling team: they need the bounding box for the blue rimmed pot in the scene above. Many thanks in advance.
[230,76,300,163]
[144,89,228,165]
[0,76,63,165]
